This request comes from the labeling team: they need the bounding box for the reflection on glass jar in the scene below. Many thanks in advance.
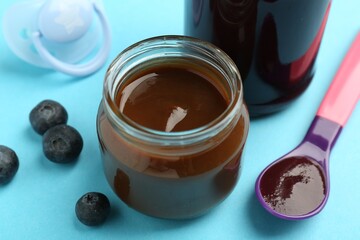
[96,36,249,219]
[185,0,331,117]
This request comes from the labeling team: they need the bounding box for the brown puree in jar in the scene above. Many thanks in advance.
[97,59,249,219]
[117,66,228,132]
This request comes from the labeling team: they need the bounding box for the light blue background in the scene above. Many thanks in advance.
[1,0,359,239]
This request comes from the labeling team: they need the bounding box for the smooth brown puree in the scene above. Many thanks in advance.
[97,60,248,219]
[117,66,228,132]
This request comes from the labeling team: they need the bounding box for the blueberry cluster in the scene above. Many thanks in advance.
[29,100,111,226]
[29,100,83,163]
[2,100,111,226]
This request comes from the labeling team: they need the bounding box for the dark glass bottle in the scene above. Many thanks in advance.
[185,0,331,117]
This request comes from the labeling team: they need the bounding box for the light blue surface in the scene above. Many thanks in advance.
[0,0,359,239]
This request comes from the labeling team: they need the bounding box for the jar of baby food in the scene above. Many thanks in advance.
[96,36,249,219]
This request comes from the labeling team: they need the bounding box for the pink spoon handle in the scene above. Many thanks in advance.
[317,32,360,126]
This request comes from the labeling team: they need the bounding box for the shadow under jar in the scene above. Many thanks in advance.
[96,36,249,219]
[185,0,332,117]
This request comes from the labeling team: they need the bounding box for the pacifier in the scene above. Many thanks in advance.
[2,0,111,77]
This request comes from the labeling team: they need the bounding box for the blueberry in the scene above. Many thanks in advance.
[42,124,83,163]
[0,145,19,184]
[75,192,111,226]
[30,100,68,135]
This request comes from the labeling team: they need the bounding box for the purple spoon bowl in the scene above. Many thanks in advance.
[255,116,341,220]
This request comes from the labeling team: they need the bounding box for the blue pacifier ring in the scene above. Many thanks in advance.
[31,2,111,77]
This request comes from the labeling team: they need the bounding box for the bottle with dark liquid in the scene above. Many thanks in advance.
[185,0,331,117]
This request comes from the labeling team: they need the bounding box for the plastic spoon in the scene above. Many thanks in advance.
[255,32,360,220]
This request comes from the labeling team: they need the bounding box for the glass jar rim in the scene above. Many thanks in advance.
[102,35,244,148]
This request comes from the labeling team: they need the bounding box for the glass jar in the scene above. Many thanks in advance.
[96,36,249,219]
[185,0,332,117]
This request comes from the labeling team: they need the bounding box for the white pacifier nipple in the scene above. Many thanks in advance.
[2,0,111,77]
[38,0,94,43]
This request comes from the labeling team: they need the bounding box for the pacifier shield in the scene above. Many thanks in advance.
[2,0,110,77]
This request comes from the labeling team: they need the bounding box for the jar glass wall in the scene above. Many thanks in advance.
[96,36,249,219]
